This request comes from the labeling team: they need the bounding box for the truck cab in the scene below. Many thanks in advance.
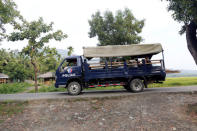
[55,56,83,89]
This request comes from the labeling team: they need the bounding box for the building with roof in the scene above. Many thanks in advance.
[0,73,9,84]
[38,72,55,85]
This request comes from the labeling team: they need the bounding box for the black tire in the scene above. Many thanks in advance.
[129,79,144,93]
[67,81,82,95]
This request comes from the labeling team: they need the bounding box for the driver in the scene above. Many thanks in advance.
[68,61,77,66]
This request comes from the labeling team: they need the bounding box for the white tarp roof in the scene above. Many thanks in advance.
[83,43,163,58]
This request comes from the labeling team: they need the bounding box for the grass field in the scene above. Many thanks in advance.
[31,77,197,93]
[0,82,32,94]
[149,77,197,88]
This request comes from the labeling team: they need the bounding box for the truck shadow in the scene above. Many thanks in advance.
[81,88,157,94]
[58,88,155,95]
[82,89,128,94]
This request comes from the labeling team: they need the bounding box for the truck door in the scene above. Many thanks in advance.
[56,57,82,85]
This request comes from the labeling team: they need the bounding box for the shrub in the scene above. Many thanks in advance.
[0,83,32,94]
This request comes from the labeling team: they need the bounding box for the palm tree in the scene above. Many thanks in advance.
[67,46,74,56]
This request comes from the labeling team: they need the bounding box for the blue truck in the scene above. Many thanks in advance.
[55,44,166,95]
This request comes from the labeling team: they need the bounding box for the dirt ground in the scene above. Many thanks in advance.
[0,93,197,131]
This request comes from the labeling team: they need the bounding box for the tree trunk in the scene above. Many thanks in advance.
[186,21,197,65]
[31,59,38,92]
[34,66,38,92]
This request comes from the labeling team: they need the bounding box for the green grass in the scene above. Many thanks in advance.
[29,85,66,93]
[0,101,27,123]
[28,77,197,93]
[0,82,32,94]
[149,77,197,88]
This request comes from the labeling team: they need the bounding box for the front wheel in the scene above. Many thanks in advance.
[129,79,144,93]
[67,81,82,95]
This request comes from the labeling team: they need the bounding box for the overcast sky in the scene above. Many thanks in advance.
[1,0,196,70]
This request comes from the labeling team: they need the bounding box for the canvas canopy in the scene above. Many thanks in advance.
[83,43,163,58]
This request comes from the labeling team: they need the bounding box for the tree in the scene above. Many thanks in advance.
[0,0,21,42]
[88,8,145,46]
[0,49,31,81]
[39,46,61,73]
[67,46,74,56]
[163,0,197,65]
[8,17,67,92]
[4,57,28,82]
[0,49,10,72]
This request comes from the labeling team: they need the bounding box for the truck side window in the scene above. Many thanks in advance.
[60,58,77,72]
[60,60,68,72]
[67,59,77,66]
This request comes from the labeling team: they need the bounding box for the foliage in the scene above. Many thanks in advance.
[4,61,27,82]
[0,49,32,81]
[88,8,145,46]
[4,51,29,81]
[8,17,67,92]
[0,48,62,81]
[0,49,10,73]
[0,0,22,41]
[164,0,197,34]
[38,46,61,73]
[163,0,197,65]
[0,82,32,94]
[67,46,74,56]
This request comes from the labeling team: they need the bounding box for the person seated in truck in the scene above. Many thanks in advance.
[68,61,77,66]
[62,59,77,71]
[128,59,138,67]
[67,59,77,67]
[145,56,151,64]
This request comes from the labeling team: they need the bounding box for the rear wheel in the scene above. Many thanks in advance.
[129,79,144,93]
[67,81,82,95]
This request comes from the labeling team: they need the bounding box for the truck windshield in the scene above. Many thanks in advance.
[60,58,77,72]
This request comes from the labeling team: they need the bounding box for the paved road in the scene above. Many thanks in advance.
[0,86,197,101]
